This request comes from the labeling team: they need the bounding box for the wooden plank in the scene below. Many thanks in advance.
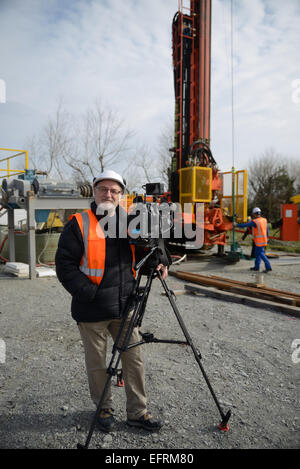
[173,271,300,302]
[183,284,300,318]
[170,271,300,307]
[208,274,300,299]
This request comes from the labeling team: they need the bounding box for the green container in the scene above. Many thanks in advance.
[0,228,60,264]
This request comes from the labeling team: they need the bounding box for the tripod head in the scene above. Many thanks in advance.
[133,238,171,277]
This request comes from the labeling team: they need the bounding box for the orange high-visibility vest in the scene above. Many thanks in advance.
[252,217,268,247]
[70,209,136,285]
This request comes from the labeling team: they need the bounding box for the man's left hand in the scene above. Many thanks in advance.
[156,264,168,280]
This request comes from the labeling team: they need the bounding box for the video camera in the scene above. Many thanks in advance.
[128,182,172,272]
[128,182,173,245]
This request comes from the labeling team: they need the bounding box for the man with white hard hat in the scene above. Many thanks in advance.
[55,169,169,434]
[234,207,272,272]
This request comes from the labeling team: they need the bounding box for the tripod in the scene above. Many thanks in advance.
[77,248,231,450]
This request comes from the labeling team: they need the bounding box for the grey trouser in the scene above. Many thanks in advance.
[78,315,147,420]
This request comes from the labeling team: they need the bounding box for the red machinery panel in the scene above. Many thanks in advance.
[280,204,299,241]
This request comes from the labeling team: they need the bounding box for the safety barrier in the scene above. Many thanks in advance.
[0,147,29,180]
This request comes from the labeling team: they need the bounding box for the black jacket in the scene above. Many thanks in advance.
[55,202,137,323]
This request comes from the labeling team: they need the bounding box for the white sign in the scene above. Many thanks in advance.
[285,209,292,218]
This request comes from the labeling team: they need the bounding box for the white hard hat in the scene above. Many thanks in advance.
[93,170,126,191]
[252,207,261,214]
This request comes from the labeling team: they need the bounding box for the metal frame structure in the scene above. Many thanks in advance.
[0,148,29,179]
[169,1,247,251]
[170,0,233,250]
[221,169,248,222]
[172,0,212,172]
[3,193,93,279]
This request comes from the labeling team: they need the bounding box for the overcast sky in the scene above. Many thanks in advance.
[0,0,299,178]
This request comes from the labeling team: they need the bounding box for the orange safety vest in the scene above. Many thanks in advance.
[70,209,136,285]
[252,217,268,247]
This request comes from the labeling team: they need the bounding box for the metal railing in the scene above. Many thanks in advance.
[221,169,248,223]
[0,148,29,179]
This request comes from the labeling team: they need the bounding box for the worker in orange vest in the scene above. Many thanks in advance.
[55,170,169,434]
[235,207,272,272]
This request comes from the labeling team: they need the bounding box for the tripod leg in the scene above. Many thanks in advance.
[77,272,155,449]
[158,272,231,430]
[77,373,114,449]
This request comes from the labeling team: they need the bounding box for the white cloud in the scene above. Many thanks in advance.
[211,0,300,170]
[0,0,299,177]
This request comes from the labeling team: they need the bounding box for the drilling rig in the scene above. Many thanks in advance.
[168,0,247,253]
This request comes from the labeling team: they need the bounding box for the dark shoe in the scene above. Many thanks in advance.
[250,267,259,271]
[127,412,163,432]
[97,408,115,433]
[263,269,272,273]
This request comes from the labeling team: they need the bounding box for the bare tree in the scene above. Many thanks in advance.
[286,156,300,193]
[122,165,144,193]
[126,120,175,193]
[24,133,42,171]
[71,99,135,181]
[24,98,135,184]
[132,145,155,183]
[30,98,75,180]
[248,148,296,222]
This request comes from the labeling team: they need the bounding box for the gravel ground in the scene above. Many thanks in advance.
[0,250,299,451]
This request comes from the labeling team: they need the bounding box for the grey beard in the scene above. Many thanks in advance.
[96,201,116,217]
